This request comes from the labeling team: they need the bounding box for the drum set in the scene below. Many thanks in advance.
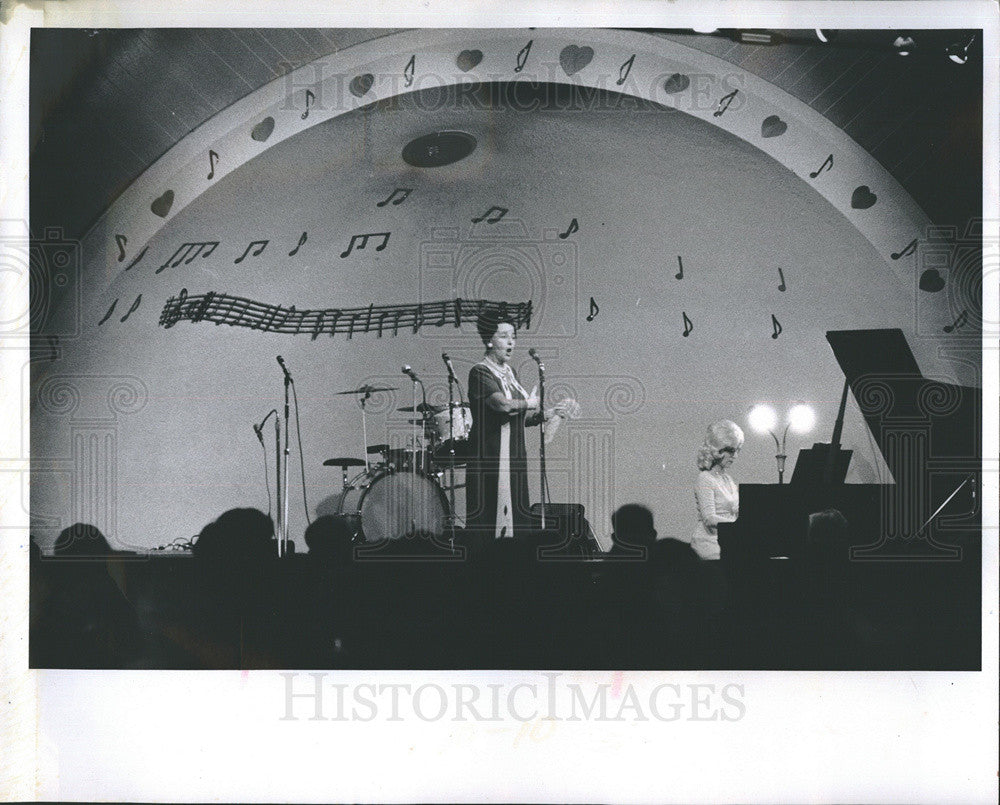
[323,383,474,543]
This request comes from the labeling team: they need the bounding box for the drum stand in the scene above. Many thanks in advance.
[279,370,292,557]
[360,389,372,474]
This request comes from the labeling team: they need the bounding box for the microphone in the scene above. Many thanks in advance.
[253,423,264,444]
[528,348,543,367]
[402,365,419,381]
[442,353,456,378]
[276,355,292,381]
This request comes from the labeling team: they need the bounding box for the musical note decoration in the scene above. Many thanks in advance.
[777,267,786,292]
[586,297,599,322]
[115,234,128,262]
[340,232,390,258]
[809,154,833,178]
[403,55,416,87]
[207,149,220,180]
[156,241,219,274]
[159,294,533,338]
[97,298,118,326]
[119,294,142,323]
[617,54,636,85]
[471,206,507,224]
[891,238,918,260]
[558,218,579,239]
[456,49,483,72]
[515,39,533,73]
[288,232,307,257]
[943,309,968,333]
[675,255,684,280]
[713,89,739,117]
[376,187,413,207]
[682,311,693,337]
[771,314,783,339]
[234,239,268,264]
[124,245,148,271]
[301,89,315,120]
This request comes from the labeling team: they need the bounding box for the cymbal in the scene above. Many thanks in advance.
[396,403,445,414]
[366,444,390,454]
[323,457,366,467]
[335,385,398,395]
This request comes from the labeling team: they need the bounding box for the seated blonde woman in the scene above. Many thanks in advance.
[689,420,744,560]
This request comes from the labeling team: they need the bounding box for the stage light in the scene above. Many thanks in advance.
[893,35,916,56]
[748,404,777,433]
[788,404,816,433]
[692,26,718,34]
[947,35,976,65]
[815,29,829,43]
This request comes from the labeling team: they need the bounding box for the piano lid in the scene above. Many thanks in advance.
[826,328,980,481]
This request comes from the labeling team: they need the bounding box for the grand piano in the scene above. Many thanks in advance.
[717,328,981,669]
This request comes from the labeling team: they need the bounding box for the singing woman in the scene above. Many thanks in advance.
[465,314,545,539]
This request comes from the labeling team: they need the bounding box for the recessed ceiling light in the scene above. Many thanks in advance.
[402,131,477,168]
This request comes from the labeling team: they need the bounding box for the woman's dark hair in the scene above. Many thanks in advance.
[476,311,517,347]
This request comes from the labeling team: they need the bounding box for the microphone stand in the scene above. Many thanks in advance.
[445,364,458,545]
[274,416,281,555]
[280,370,291,557]
[536,355,547,530]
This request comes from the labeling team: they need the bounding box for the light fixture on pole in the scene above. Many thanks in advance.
[749,403,817,484]
[892,34,916,56]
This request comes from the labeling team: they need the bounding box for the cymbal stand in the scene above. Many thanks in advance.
[360,389,372,474]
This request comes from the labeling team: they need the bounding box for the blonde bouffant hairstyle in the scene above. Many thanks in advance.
[696,420,745,470]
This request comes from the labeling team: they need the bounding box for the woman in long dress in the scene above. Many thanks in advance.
[465,314,545,539]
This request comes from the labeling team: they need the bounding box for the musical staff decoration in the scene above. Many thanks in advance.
[159,294,533,339]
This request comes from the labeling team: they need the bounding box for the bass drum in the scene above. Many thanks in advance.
[336,469,448,542]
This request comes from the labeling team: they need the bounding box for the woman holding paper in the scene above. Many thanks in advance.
[465,313,576,539]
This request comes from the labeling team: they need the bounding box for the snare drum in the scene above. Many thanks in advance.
[431,405,472,443]
[334,469,448,542]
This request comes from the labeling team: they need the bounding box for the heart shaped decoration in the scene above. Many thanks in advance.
[150,189,174,218]
[349,73,374,98]
[919,269,945,293]
[251,116,275,142]
[851,185,877,209]
[559,44,594,76]
[761,114,788,138]
[662,73,691,94]
[456,49,483,72]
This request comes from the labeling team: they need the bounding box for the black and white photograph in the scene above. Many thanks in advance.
[2,1,997,801]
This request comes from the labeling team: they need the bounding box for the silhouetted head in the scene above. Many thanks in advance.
[807,508,851,566]
[53,523,113,557]
[193,508,274,562]
[304,515,355,564]
[611,504,657,549]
